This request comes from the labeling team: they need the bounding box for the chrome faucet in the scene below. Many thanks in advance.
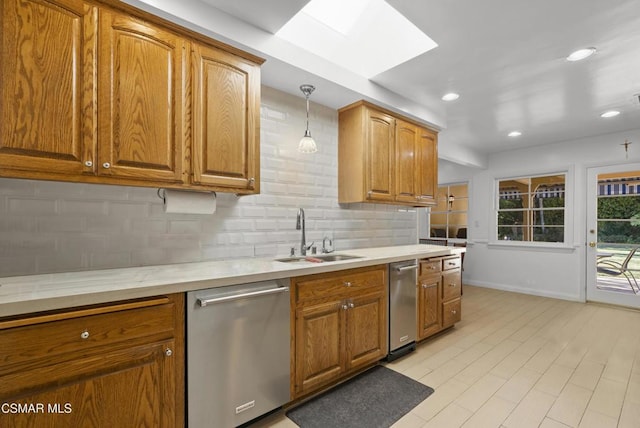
[296,208,307,256]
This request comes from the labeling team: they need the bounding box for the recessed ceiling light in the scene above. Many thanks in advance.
[600,110,620,118]
[508,131,522,137]
[566,47,596,61]
[441,93,460,101]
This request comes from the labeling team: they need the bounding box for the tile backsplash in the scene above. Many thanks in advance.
[0,86,417,277]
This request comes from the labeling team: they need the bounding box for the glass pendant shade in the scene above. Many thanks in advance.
[298,130,317,153]
[298,84,317,153]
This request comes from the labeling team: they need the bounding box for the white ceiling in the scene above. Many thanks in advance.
[127,0,640,167]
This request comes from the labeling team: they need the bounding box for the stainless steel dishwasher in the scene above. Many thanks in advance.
[388,260,418,360]
[187,280,290,427]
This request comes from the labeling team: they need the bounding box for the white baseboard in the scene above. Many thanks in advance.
[464,279,583,302]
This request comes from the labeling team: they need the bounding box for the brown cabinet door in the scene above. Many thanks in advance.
[0,0,97,176]
[192,43,260,193]
[365,109,395,202]
[417,275,441,340]
[416,127,438,205]
[0,339,176,428]
[294,300,345,396]
[98,10,186,183]
[345,291,387,370]
[395,120,418,203]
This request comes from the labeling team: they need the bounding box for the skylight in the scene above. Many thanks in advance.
[276,0,438,78]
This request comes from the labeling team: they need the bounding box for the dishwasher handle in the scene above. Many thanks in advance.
[395,264,418,272]
[197,286,289,307]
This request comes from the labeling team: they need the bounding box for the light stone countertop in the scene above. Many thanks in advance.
[0,244,464,317]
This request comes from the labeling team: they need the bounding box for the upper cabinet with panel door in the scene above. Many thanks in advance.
[97,9,187,184]
[191,43,261,194]
[0,0,263,195]
[0,0,98,177]
[338,101,438,207]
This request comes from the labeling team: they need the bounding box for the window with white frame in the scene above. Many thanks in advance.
[497,173,566,243]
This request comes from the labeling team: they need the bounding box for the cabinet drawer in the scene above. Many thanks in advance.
[443,256,461,271]
[0,299,175,371]
[420,259,441,277]
[442,271,461,301]
[442,298,461,327]
[296,266,386,302]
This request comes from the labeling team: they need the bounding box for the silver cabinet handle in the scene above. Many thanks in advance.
[348,302,355,309]
[448,283,457,287]
[395,264,418,272]
[344,281,352,287]
[80,330,89,340]
[451,310,457,315]
[198,287,289,306]
[422,283,437,289]
[102,162,111,169]
[165,348,173,357]
[84,160,93,167]
[342,303,348,310]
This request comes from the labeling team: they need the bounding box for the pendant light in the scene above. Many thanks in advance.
[298,84,318,153]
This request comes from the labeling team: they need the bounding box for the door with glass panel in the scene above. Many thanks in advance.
[586,165,640,307]
[428,183,468,245]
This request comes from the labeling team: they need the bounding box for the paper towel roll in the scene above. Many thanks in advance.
[162,189,216,214]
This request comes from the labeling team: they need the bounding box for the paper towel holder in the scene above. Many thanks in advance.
[156,188,217,203]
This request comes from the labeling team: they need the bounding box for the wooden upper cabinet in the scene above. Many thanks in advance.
[98,10,186,183]
[0,0,263,193]
[338,100,438,206]
[395,119,418,203]
[191,43,260,193]
[338,103,395,203]
[396,121,438,205]
[365,109,395,202]
[0,0,97,176]
[416,127,438,205]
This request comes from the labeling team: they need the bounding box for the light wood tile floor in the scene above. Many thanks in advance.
[251,286,640,428]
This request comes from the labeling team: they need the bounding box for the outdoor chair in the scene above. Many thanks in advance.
[597,247,639,294]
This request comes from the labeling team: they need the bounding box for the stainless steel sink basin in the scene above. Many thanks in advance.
[275,254,363,263]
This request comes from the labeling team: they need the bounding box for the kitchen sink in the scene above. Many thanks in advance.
[275,254,363,263]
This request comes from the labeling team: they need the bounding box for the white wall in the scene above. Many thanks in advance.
[447,128,640,301]
[0,86,417,277]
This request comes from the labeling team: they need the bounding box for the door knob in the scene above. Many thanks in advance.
[589,242,596,248]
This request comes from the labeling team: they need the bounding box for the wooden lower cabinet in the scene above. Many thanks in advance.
[0,294,184,428]
[291,265,388,399]
[417,273,441,339]
[417,254,462,341]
